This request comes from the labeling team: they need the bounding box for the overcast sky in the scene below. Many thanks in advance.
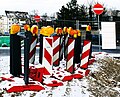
[0,0,120,16]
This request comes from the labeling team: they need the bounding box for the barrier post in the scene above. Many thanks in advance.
[57,28,64,61]
[39,34,44,64]
[23,24,32,84]
[24,35,30,84]
[52,27,63,66]
[66,28,81,72]
[86,25,92,58]
[29,25,38,64]
[53,36,61,66]
[74,31,81,64]
[10,24,22,77]
[59,35,64,61]
[63,27,69,60]
[80,40,91,69]
[66,37,75,73]
[42,37,53,76]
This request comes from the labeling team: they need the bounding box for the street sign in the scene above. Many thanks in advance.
[34,15,40,22]
[93,3,104,15]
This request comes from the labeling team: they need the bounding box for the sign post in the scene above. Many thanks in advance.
[93,3,104,52]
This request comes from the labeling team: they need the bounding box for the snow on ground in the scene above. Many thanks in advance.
[0,56,9,76]
[0,52,120,97]
[0,56,91,97]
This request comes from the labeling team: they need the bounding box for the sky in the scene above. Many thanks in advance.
[0,0,120,16]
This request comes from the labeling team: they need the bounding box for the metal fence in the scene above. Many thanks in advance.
[1,20,120,47]
[0,20,100,47]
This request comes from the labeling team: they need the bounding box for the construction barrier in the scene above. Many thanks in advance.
[68,28,82,64]
[39,34,44,64]
[24,25,39,84]
[24,31,32,84]
[66,28,81,73]
[42,37,53,76]
[29,36,38,64]
[10,24,39,84]
[53,36,61,66]
[66,38,75,73]
[55,27,64,61]
[39,26,54,64]
[74,35,81,64]
[8,24,94,91]
[86,28,92,58]
[80,40,91,69]
[29,25,38,64]
[10,24,22,77]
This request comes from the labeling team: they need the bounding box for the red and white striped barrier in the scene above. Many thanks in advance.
[53,36,61,66]
[29,25,38,64]
[80,40,91,69]
[29,37,38,64]
[66,38,75,73]
[42,37,53,76]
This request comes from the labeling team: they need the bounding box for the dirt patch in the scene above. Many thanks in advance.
[87,57,120,97]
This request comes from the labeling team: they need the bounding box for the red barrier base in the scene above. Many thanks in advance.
[7,84,45,93]
[89,58,95,65]
[0,77,14,82]
[52,68,73,82]
[29,67,44,83]
[44,80,63,87]
[85,69,90,76]
[72,74,84,79]
[75,69,91,78]
[62,75,73,81]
